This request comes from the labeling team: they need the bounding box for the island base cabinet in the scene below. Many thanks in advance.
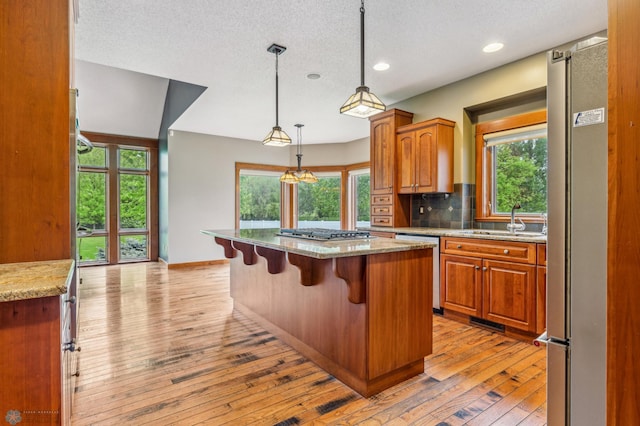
[228,247,433,397]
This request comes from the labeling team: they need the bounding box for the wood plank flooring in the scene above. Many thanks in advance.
[71,262,546,425]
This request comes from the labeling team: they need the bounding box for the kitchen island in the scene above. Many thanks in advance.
[202,229,435,396]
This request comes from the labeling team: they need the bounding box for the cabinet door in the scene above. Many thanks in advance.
[536,266,547,334]
[370,117,395,195]
[483,260,536,331]
[440,254,482,317]
[397,132,415,193]
[415,126,436,192]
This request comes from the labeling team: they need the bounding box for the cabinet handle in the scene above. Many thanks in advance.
[65,296,76,304]
[72,371,80,377]
[503,249,510,254]
[483,267,488,271]
[475,266,480,270]
[457,244,462,249]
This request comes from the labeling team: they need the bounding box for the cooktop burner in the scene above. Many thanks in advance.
[277,228,372,241]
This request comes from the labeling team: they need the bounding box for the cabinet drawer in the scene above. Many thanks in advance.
[372,205,392,215]
[370,231,395,238]
[372,195,393,205]
[441,237,536,264]
[371,216,393,227]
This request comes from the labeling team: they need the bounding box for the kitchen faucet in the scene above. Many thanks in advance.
[506,203,526,233]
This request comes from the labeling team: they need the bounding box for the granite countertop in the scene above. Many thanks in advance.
[366,226,547,243]
[201,228,436,259]
[0,259,75,302]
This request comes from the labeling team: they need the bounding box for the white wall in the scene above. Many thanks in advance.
[76,60,169,139]
[166,131,369,263]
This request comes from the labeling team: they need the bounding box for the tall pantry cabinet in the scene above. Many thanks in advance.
[0,0,78,424]
[369,109,414,227]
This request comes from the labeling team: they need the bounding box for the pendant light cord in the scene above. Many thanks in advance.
[360,0,365,87]
[295,124,303,171]
[275,52,280,127]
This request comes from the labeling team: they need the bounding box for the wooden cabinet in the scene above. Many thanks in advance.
[440,237,540,333]
[0,260,76,426]
[397,118,455,194]
[369,109,413,227]
[368,230,396,239]
[482,259,536,330]
[536,243,547,334]
[440,254,482,317]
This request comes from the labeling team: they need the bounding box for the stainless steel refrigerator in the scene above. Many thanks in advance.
[539,36,608,425]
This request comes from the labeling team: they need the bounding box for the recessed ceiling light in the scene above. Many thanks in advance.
[483,42,504,53]
[306,73,321,80]
[373,62,390,71]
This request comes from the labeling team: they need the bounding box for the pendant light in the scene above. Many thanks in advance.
[280,124,318,184]
[340,0,386,118]
[263,44,291,146]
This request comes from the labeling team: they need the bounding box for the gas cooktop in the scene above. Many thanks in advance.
[277,228,372,241]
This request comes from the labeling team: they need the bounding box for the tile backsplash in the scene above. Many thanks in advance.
[410,183,545,233]
[411,183,473,229]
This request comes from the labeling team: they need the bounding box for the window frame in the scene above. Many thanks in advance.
[474,110,547,222]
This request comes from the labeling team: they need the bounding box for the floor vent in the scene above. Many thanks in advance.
[469,316,505,332]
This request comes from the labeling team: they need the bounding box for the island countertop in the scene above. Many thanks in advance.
[0,259,75,302]
[201,228,435,259]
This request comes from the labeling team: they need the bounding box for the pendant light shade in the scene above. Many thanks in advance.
[264,44,291,146]
[279,169,299,183]
[297,169,318,184]
[280,124,317,184]
[263,126,291,147]
[340,0,386,118]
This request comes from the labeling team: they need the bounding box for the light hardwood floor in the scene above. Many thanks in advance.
[71,262,546,425]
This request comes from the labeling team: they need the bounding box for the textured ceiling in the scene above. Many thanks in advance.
[75,0,607,144]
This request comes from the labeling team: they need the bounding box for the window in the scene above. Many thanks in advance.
[297,173,341,229]
[236,162,369,230]
[77,133,158,265]
[238,170,283,229]
[475,110,547,221]
[348,169,370,229]
[77,146,108,263]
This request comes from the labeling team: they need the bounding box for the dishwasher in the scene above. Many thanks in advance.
[395,234,441,312]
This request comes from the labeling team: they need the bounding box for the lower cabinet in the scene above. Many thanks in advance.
[440,237,542,333]
[0,276,78,425]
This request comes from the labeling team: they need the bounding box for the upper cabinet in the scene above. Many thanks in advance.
[370,109,414,195]
[397,118,455,194]
[369,110,456,227]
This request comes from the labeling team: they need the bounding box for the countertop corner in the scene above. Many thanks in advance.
[0,259,75,302]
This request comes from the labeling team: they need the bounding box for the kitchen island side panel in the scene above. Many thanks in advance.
[367,249,433,378]
[229,253,367,379]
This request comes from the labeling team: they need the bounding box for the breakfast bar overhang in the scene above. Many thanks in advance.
[202,229,434,397]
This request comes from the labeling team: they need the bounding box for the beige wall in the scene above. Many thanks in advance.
[391,52,547,184]
[288,137,369,166]
[166,131,369,263]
